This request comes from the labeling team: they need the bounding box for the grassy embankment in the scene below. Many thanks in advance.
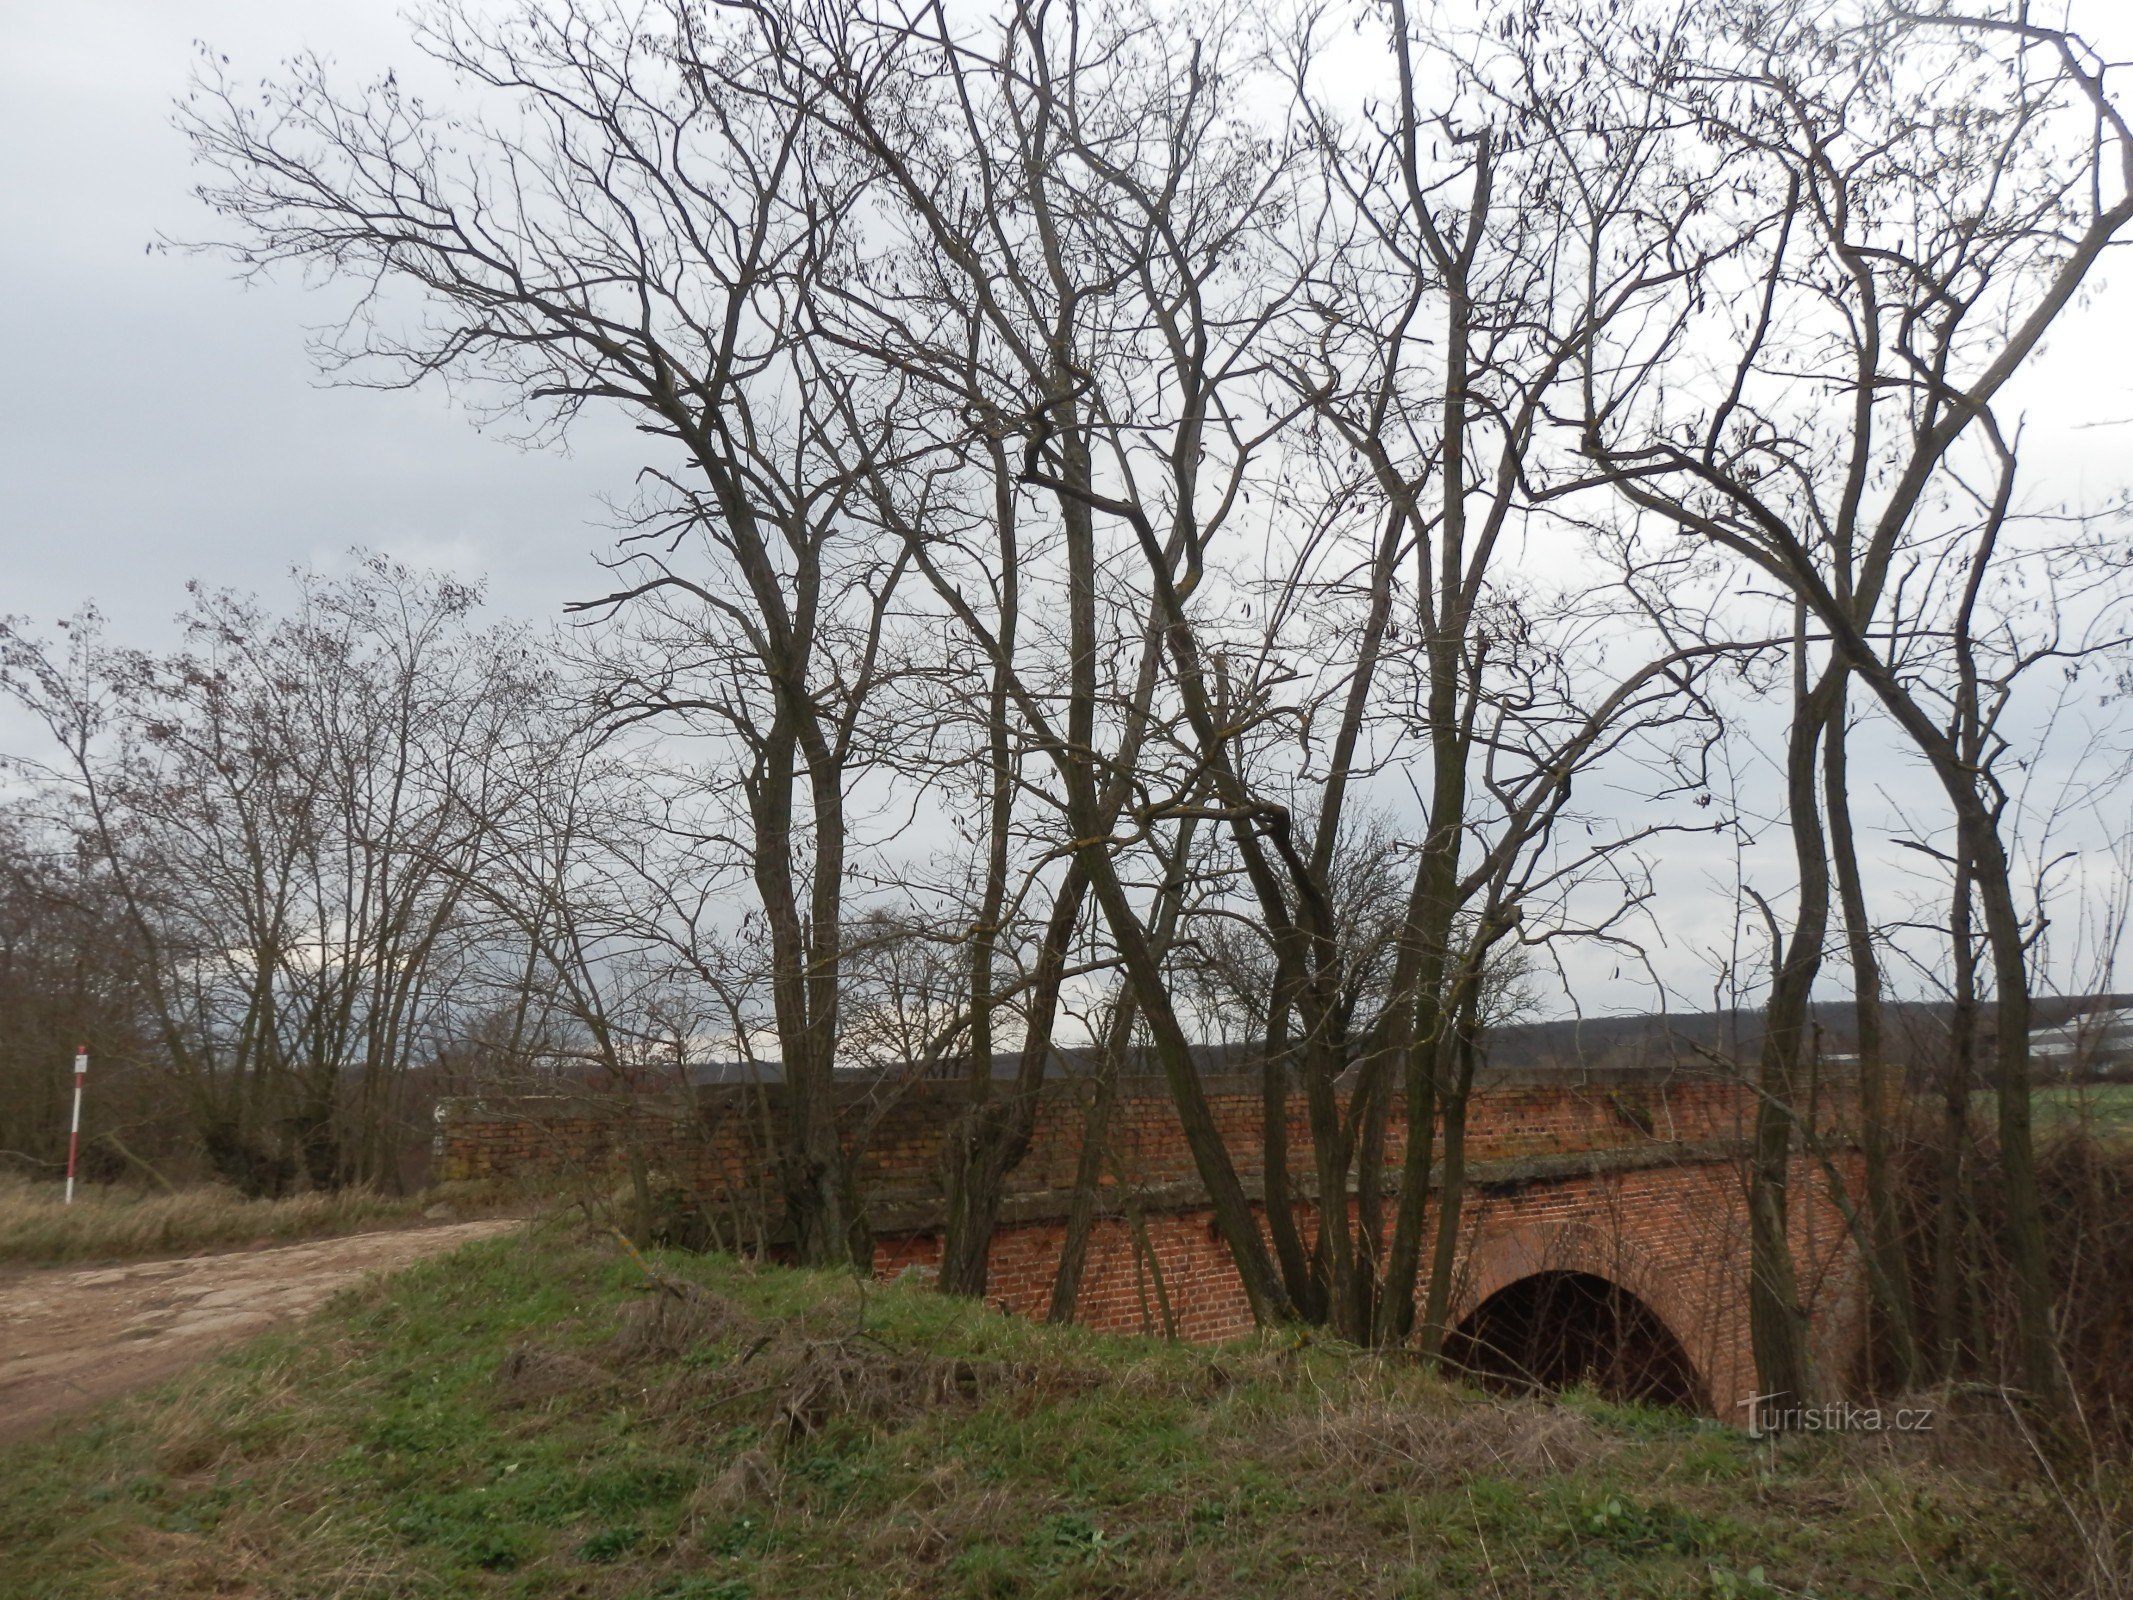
[0,1172,507,1266]
[3,1223,2119,1600]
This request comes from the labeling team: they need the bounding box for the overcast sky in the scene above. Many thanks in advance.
[0,0,650,651]
[3,0,2130,1015]
[4,0,2125,637]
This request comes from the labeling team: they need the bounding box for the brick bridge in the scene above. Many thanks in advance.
[436,1066,1864,1418]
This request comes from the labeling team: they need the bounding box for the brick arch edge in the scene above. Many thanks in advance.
[1449,1217,1720,1415]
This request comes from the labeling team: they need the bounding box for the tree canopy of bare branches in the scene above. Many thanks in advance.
[4,0,2123,1417]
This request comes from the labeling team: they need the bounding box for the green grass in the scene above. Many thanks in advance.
[0,1223,2107,1599]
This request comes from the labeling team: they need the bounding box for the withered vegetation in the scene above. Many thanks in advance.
[4,1225,2122,1599]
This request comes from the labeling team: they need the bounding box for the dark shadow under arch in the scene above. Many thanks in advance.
[1442,1270,1709,1412]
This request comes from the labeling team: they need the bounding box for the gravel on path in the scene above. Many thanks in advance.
[0,1217,519,1447]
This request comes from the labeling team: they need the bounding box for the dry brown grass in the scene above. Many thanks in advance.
[575,1275,1096,1458]
[605,1279,756,1363]
[0,1170,511,1265]
[1286,1391,1615,1491]
[1901,1383,2133,1600]
[10,1230,2123,1600]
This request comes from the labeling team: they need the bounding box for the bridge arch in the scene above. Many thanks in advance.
[1445,1219,1716,1413]
[1445,1270,1709,1411]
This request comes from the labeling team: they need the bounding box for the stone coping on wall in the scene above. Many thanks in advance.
[852,1137,1755,1236]
[434,1057,1775,1124]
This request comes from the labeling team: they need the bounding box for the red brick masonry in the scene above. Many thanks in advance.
[437,1068,1864,1417]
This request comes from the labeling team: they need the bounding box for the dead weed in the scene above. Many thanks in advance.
[607,1281,756,1363]
[1286,1392,1613,1489]
[493,1343,618,1408]
[691,1445,780,1516]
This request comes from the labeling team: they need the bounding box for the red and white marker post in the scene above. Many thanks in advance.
[64,1045,88,1204]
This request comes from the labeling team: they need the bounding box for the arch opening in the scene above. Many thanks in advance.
[1443,1270,1708,1412]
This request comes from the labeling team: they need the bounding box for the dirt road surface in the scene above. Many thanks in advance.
[0,1218,518,1448]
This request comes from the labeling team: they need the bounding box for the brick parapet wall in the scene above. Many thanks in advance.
[435,1068,1865,1417]
[435,1067,1776,1218]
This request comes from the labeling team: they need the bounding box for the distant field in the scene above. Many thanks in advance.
[2,1224,2118,1599]
[2035,1084,2133,1132]
[1971,1085,2133,1137]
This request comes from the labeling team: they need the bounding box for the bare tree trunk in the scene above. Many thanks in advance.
[1967,824,2062,1404]
[938,447,1030,1298]
[1033,348,1294,1323]
[1363,60,1488,1341]
[1418,996,1481,1361]
[1936,851,1979,1377]
[938,869,1087,1297]
[1348,1042,1396,1341]
[755,714,847,1268]
[1049,995,1132,1325]
[1823,680,1919,1385]
[1746,646,1842,1410]
[1258,988,1321,1321]
[1374,957,1441,1346]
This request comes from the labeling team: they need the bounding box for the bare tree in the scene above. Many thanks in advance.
[782,0,1308,1317]
[1,562,518,1192]
[1570,0,2133,1406]
[0,804,151,1177]
[1239,0,1744,1347]
[181,1,934,1263]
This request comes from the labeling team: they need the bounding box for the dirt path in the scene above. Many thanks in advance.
[0,1218,518,1447]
